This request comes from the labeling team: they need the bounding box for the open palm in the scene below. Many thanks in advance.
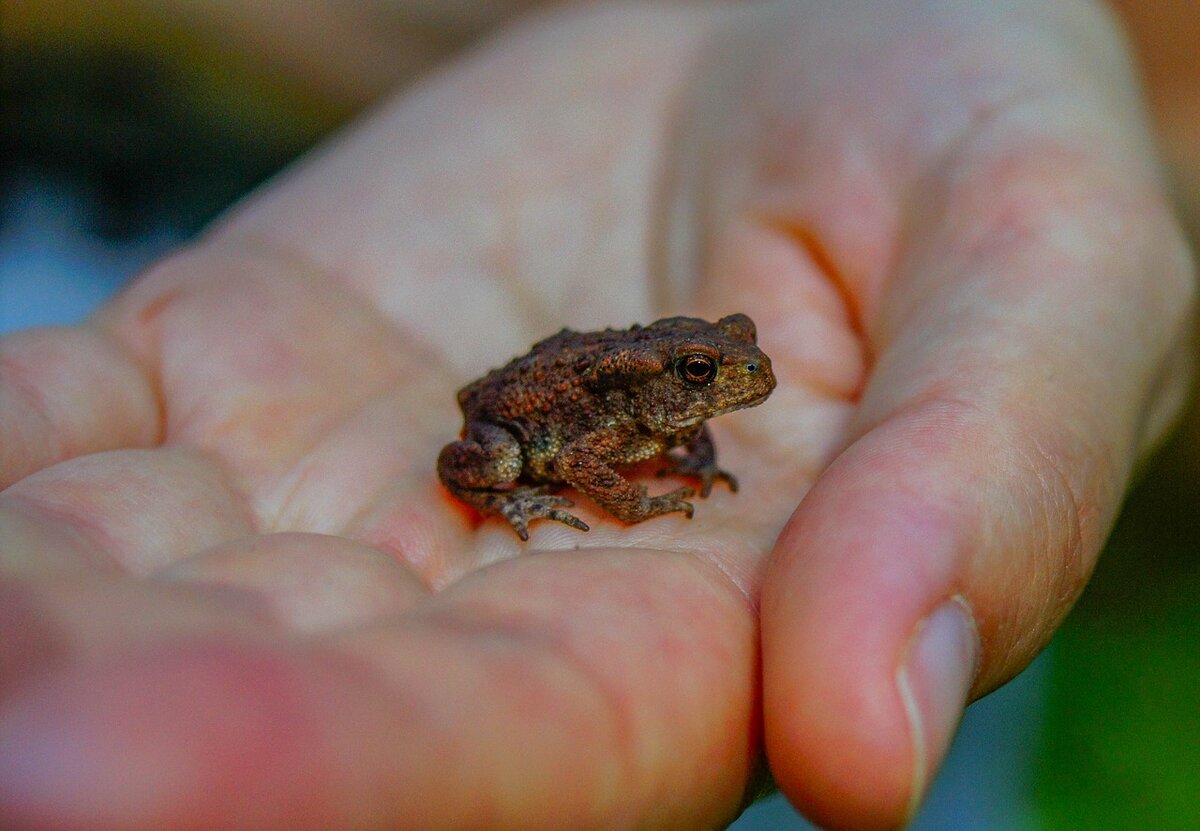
[1,3,1192,830]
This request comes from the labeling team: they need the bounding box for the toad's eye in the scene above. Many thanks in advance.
[678,353,718,386]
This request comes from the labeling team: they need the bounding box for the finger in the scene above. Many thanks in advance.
[0,535,432,697]
[0,577,271,694]
[760,96,1195,831]
[0,536,430,688]
[0,550,758,830]
[160,532,431,632]
[0,326,159,489]
[763,264,1193,827]
[0,448,255,576]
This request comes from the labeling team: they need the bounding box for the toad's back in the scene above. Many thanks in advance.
[454,326,643,427]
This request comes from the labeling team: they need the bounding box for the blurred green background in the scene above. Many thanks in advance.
[3,1,1197,827]
[1035,417,1200,830]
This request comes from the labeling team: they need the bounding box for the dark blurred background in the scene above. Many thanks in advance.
[2,1,1196,828]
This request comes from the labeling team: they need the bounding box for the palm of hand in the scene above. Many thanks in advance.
[2,9,853,827]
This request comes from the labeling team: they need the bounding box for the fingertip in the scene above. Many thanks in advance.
[763,646,915,831]
[761,454,972,830]
[762,601,918,829]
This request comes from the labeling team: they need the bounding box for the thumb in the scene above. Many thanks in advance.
[760,127,1194,830]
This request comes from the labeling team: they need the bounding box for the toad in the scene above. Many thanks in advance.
[437,313,776,539]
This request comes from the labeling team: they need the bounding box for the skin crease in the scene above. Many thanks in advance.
[0,1,1194,830]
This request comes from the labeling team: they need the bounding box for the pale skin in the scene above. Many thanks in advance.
[0,2,1194,829]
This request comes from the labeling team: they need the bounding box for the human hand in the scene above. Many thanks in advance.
[1,2,1193,830]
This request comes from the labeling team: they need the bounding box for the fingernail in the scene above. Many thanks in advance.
[896,596,980,823]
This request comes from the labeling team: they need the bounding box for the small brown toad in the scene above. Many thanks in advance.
[437,313,776,539]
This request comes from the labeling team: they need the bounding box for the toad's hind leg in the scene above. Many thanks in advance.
[437,422,588,540]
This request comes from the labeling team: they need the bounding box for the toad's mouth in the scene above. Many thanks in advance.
[672,392,773,429]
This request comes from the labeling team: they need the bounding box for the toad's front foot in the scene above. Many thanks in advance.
[496,487,590,541]
[658,458,738,498]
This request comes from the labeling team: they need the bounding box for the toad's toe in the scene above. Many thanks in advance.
[499,489,589,539]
